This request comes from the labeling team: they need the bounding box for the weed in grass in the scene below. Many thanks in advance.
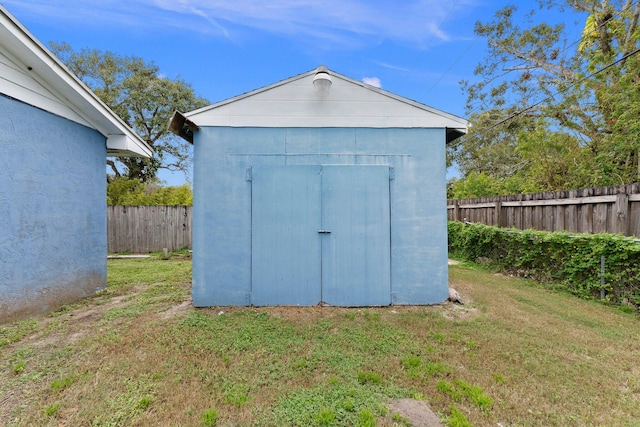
[393,412,412,426]
[0,318,38,348]
[357,371,382,385]
[401,355,421,369]
[438,379,494,411]
[293,359,309,370]
[138,396,153,410]
[492,373,505,383]
[201,408,218,426]
[424,361,453,376]
[401,355,422,378]
[13,361,25,375]
[431,331,446,342]
[223,383,250,408]
[51,375,75,391]
[447,405,473,427]
[344,311,357,320]
[314,408,336,425]
[44,402,61,417]
[356,409,376,426]
[343,397,355,412]
[437,381,463,401]
[363,310,380,322]
[402,354,452,379]
[454,379,494,410]
[411,392,427,402]
[103,305,143,321]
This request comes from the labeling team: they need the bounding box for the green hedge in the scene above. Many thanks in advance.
[448,222,640,308]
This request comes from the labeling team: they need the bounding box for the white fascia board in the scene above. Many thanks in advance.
[106,134,153,158]
[0,5,152,158]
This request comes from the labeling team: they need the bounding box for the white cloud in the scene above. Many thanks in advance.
[362,77,381,88]
[374,61,412,73]
[157,0,463,46]
[4,0,475,49]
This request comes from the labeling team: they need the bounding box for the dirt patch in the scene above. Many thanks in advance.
[441,302,479,321]
[159,299,193,320]
[0,390,22,427]
[388,398,443,427]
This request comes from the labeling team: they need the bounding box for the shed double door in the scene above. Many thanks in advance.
[251,165,391,306]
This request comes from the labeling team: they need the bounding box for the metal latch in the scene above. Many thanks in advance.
[317,229,332,234]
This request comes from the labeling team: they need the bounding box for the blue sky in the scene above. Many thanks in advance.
[2,0,585,185]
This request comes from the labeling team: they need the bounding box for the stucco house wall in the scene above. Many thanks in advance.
[0,5,151,322]
[0,95,108,320]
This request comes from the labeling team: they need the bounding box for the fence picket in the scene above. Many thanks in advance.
[107,206,192,253]
[447,183,640,237]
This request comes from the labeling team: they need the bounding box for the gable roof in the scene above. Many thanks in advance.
[170,66,468,144]
[0,5,152,158]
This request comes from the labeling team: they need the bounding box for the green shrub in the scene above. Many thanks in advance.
[448,222,640,307]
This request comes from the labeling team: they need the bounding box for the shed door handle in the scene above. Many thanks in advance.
[318,229,332,234]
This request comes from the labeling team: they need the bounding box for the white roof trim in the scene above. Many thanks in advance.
[183,67,468,140]
[0,5,152,158]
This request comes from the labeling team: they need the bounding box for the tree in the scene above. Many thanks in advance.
[106,177,193,205]
[51,43,209,182]
[453,0,640,196]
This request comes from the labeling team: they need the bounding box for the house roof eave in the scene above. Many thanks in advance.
[0,5,152,158]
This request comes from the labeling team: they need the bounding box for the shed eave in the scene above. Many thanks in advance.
[168,110,199,143]
[446,127,467,144]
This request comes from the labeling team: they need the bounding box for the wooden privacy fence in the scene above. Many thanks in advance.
[107,206,192,253]
[447,183,640,237]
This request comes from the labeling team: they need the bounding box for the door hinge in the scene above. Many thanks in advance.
[389,167,395,181]
[246,167,253,182]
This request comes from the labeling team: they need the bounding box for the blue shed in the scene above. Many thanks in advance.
[0,6,152,322]
[170,66,467,307]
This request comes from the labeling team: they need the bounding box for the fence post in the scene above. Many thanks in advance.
[494,201,502,228]
[614,193,629,235]
[453,200,460,223]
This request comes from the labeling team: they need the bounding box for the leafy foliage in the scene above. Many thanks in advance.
[50,42,209,182]
[107,177,192,206]
[448,221,640,307]
[452,1,640,196]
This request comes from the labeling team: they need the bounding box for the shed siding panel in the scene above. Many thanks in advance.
[192,126,448,306]
[251,166,323,306]
[321,165,391,306]
[189,75,466,129]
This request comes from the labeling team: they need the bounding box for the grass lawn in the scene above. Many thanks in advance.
[1,255,639,426]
